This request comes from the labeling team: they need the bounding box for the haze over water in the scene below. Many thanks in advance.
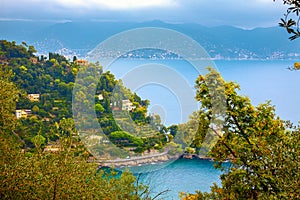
[109,59,300,126]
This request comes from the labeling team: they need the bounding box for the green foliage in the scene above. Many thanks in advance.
[175,112,201,153]
[0,40,153,148]
[0,73,152,199]
[95,103,105,113]
[183,68,300,199]
[31,134,46,148]
[0,67,18,133]
[0,40,31,59]
[110,131,144,147]
[275,0,300,40]
[0,41,171,199]
[32,105,39,113]
[1,136,149,199]
[131,106,147,123]
[0,66,21,156]
[168,125,178,136]
[166,142,183,155]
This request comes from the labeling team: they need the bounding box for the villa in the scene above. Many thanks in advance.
[122,99,136,111]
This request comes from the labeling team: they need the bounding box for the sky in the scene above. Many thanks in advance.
[0,0,287,28]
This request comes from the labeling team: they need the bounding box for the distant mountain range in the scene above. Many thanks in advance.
[1,20,299,59]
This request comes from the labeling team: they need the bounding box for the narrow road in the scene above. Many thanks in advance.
[103,151,169,163]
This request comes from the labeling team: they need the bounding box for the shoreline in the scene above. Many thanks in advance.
[180,153,214,161]
[97,153,214,168]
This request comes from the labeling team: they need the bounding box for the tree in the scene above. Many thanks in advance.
[32,105,39,113]
[95,103,105,113]
[275,0,300,40]
[0,68,16,118]
[1,113,151,199]
[0,58,155,200]
[28,45,37,56]
[182,68,300,199]
[0,66,22,166]
[1,138,149,199]
[31,134,46,149]
[73,55,77,62]
[168,125,178,136]
[110,131,143,147]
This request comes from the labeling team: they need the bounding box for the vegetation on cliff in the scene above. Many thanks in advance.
[0,40,170,156]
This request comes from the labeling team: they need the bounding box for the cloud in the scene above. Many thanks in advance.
[0,0,286,28]
[2,0,177,10]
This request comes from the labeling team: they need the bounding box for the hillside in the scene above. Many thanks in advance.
[0,40,170,158]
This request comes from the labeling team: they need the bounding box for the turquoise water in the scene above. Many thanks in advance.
[107,59,299,199]
[133,159,223,200]
[109,59,300,125]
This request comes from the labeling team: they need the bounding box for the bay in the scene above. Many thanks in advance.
[134,159,223,200]
[109,59,300,126]
[106,59,299,199]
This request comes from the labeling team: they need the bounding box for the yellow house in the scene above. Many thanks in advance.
[28,94,40,102]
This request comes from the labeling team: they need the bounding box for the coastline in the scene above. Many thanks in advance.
[180,153,214,161]
[96,153,214,168]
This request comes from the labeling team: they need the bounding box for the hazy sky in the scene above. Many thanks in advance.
[1,0,287,28]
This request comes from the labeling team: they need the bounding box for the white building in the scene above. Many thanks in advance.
[121,99,136,111]
[97,94,104,100]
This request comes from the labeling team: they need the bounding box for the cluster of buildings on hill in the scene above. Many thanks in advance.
[16,93,136,119]
[15,58,90,119]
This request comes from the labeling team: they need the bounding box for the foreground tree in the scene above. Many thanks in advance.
[181,68,300,199]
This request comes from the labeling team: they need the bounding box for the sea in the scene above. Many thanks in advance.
[108,59,300,126]
[134,159,224,200]
[106,59,299,199]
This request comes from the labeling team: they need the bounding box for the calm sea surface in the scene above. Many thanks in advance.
[107,59,299,199]
[109,59,300,125]
[133,159,223,200]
